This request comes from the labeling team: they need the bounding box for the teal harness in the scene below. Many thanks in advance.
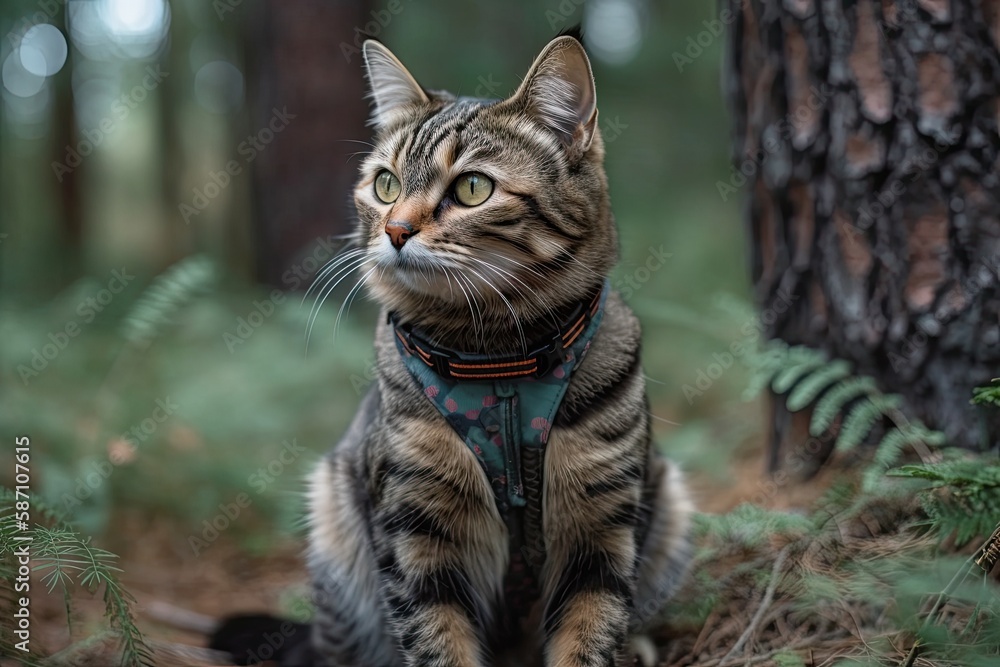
[391,283,608,612]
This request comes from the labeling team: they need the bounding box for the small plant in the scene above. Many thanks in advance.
[0,488,153,666]
[661,336,1000,665]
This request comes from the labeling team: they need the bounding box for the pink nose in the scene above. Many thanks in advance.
[385,221,416,250]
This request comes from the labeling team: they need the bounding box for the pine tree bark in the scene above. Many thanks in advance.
[722,0,1000,459]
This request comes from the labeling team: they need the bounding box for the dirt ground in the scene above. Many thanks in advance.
[18,433,841,666]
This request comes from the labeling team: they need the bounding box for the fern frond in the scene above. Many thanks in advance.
[835,394,902,453]
[121,255,215,346]
[786,360,852,411]
[810,377,878,436]
[862,425,947,492]
[771,353,828,395]
[742,342,792,400]
[972,379,1000,408]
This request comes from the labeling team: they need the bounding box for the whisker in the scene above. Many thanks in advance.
[533,237,604,280]
[467,257,559,330]
[334,264,379,342]
[305,256,370,352]
[453,269,484,341]
[463,264,527,353]
[334,138,377,148]
[479,249,548,281]
[303,248,366,303]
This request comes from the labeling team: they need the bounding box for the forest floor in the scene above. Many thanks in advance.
[14,426,854,667]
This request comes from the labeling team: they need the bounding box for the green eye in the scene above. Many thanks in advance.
[374,170,401,204]
[453,172,494,207]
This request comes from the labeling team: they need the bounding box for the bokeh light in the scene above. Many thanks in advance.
[194,61,245,114]
[584,0,644,65]
[2,51,46,98]
[19,25,69,78]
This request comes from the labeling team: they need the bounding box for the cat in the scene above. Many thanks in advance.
[212,33,693,667]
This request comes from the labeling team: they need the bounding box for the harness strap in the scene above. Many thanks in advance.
[392,288,602,381]
[390,281,610,618]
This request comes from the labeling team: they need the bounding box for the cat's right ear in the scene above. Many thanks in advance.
[362,40,429,128]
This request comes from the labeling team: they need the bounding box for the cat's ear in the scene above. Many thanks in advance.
[513,36,598,152]
[362,40,429,128]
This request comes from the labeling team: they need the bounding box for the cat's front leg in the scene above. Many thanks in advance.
[540,432,644,667]
[373,423,506,667]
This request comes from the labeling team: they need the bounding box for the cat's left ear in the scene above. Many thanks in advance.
[362,40,430,128]
[512,36,598,153]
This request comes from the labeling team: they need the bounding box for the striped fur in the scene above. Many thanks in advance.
[306,36,693,667]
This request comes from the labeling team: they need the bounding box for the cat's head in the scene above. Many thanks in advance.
[354,35,617,350]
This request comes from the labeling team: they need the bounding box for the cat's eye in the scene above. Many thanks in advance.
[453,172,494,207]
[374,170,401,204]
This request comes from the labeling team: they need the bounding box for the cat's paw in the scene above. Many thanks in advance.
[628,634,659,667]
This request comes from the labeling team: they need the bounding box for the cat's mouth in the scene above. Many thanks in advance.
[373,252,459,297]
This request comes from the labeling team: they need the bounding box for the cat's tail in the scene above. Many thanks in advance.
[209,613,317,666]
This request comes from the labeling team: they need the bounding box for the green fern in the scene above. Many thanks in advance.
[695,502,813,549]
[121,254,215,346]
[972,379,1000,408]
[810,377,878,436]
[771,353,829,395]
[889,458,1000,546]
[786,359,852,412]
[835,394,902,453]
[862,424,947,492]
[742,342,795,400]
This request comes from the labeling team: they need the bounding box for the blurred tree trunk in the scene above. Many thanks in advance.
[723,0,1000,462]
[51,7,82,280]
[250,0,372,288]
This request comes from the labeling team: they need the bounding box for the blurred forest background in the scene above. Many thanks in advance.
[0,0,1000,667]
[0,0,760,655]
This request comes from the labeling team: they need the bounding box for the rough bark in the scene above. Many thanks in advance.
[723,0,1000,457]
[251,0,372,287]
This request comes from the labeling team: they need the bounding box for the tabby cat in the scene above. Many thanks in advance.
[218,34,694,667]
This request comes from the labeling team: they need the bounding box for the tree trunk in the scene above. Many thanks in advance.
[723,0,1000,459]
[250,0,372,288]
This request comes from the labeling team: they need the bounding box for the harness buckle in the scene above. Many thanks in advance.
[426,347,455,378]
[529,334,565,378]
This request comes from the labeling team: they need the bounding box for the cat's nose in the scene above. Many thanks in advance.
[385,221,416,250]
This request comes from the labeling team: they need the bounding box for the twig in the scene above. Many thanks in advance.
[684,634,844,667]
[898,526,1000,666]
[43,633,234,667]
[717,546,790,665]
[145,599,218,634]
